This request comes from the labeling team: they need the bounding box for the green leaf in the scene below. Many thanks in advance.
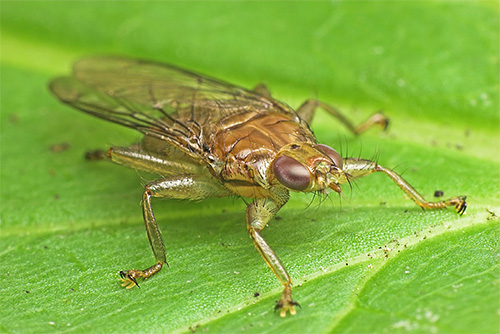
[1,1,499,333]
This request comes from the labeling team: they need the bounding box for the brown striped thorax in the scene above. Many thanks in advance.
[209,110,313,195]
[208,109,346,198]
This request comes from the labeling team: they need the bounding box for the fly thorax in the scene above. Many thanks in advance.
[246,155,273,188]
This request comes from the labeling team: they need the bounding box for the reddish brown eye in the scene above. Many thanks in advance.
[273,156,311,191]
[316,144,343,169]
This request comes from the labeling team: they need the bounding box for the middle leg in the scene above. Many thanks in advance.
[246,189,299,317]
[296,99,389,135]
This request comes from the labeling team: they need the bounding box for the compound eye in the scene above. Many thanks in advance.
[273,156,311,191]
[316,144,343,169]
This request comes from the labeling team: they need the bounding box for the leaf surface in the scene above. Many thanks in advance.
[1,1,499,333]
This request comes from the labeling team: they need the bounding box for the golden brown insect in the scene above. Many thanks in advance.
[49,56,467,317]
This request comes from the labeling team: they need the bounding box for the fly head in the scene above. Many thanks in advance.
[270,143,346,194]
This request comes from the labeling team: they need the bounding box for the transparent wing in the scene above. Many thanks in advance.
[49,55,294,158]
[50,75,207,158]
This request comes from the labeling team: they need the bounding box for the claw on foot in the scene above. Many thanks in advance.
[119,262,163,289]
[119,270,142,289]
[371,112,390,130]
[354,112,389,135]
[274,283,300,317]
[455,196,467,215]
[447,196,467,216]
[275,299,300,317]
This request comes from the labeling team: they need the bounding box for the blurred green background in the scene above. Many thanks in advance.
[1,1,499,333]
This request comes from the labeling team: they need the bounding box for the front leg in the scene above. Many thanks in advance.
[246,189,299,317]
[119,175,230,288]
[342,158,467,214]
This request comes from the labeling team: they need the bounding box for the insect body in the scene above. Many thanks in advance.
[50,56,466,316]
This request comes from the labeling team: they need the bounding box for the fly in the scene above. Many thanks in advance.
[49,55,467,317]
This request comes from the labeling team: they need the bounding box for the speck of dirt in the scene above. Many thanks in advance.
[486,209,498,220]
[9,113,19,124]
[188,324,200,333]
[50,142,71,152]
[85,150,106,160]
[434,190,444,197]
